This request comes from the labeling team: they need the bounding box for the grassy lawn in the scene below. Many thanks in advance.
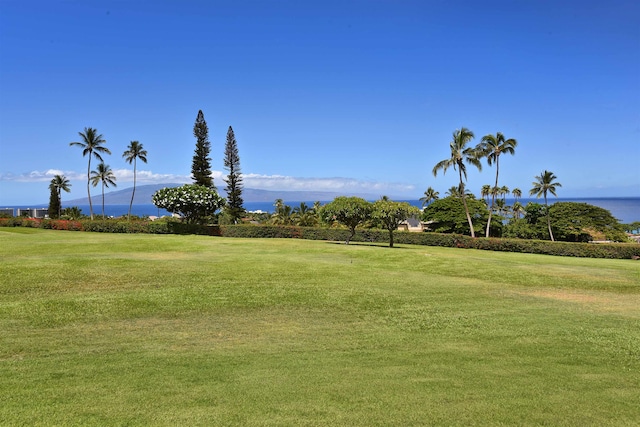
[1,228,639,426]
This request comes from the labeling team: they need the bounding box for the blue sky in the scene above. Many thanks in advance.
[1,0,639,205]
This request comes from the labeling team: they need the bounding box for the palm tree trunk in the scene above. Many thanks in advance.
[128,160,136,221]
[102,183,105,219]
[57,189,62,218]
[545,195,554,241]
[485,160,499,238]
[459,169,475,238]
[87,160,94,220]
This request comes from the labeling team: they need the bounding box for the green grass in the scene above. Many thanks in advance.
[1,229,639,426]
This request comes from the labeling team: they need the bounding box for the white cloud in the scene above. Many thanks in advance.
[110,169,192,184]
[0,169,85,182]
[243,173,417,196]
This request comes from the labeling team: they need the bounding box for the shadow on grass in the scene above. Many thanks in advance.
[324,241,412,249]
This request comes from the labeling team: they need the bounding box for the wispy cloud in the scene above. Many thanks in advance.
[0,169,85,182]
[243,173,417,196]
[1,169,418,196]
[0,169,192,184]
[110,169,193,184]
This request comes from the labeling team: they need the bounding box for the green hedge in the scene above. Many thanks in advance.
[217,225,640,260]
[1,219,638,259]
[0,218,171,234]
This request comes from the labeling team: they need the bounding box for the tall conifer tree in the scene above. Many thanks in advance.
[223,126,244,223]
[191,110,214,188]
[47,185,60,219]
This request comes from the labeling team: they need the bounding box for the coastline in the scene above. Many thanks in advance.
[2,197,639,224]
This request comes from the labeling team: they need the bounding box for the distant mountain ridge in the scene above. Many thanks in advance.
[63,184,388,205]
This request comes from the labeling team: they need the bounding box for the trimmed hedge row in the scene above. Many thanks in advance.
[2,219,638,259]
[218,225,640,259]
[0,218,171,234]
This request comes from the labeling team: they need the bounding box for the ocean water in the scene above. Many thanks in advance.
[4,197,639,224]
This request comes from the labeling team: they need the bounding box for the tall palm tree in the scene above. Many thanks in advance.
[529,170,562,241]
[432,127,482,237]
[70,127,110,220]
[419,186,440,207]
[500,185,510,202]
[122,141,148,220]
[480,184,491,204]
[495,198,507,216]
[479,132,517,237]
[90,163,117,219]
[271,199,293,225]
[512,187,522,201]
[512,201,524,219]
[49,174,71,218]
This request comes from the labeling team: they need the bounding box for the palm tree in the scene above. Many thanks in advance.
[313,201,323,224]
[445,185,463,198]
[293,202,317,226]
[122,141,148,220]
[49,174,71,218]
[70,128,111,220]
[419,186,440,207]
[480,184,491,204]
[512,187,522,202]
[512,201,524,219]
[479,132,517,237]
[271,199,293,225]
[495,198,507,216]
[90,163,117,219]
[529,170,562,241]
[500,185,510,202]
[432,127,482,237]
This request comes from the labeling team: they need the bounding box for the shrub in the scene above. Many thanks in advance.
[152,184,225,224]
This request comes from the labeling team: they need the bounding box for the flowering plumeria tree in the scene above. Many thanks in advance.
[152,184,225,224]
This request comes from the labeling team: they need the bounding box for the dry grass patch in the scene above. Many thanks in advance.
[511,288,640,318]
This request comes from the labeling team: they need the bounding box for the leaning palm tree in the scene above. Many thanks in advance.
[419,186,440,207]
[432,127,482,237]
[529,170,562,241]
[479,132,517,237]
[122,141,148,220]
[70,128,111,220]
[49,174,71,218]
[90,163,117,219]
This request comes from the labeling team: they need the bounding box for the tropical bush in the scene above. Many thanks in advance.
[422,196,497,236]
[504,202,628,242]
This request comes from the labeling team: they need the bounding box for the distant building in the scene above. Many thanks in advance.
[398,216,431,232]
[16,208,48,218]
[0,208,14,217]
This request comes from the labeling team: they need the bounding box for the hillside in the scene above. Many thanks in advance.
[64,184,386,205]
